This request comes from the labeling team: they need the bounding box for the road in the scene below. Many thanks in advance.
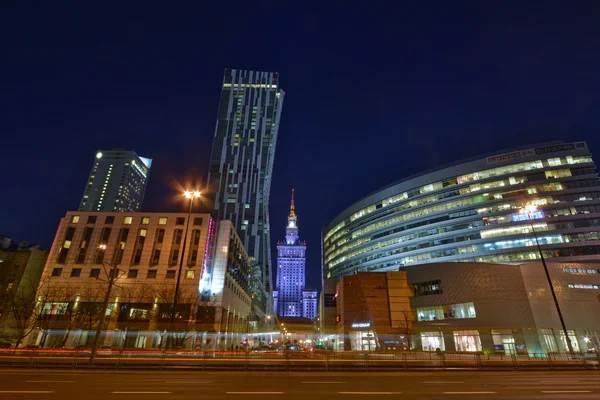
[0,370,599,399]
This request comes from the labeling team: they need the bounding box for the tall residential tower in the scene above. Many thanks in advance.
[274,190,311,318]
[207,69,285,300]
[79,149,152,212]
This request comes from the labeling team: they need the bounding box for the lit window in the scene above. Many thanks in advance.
[142,217,150,225]
[124,216,133,225]
[568,283,600,289]
[185,270,195,279]
[71,215,80,223]
[158,217,167,225]
[453,330,482,352]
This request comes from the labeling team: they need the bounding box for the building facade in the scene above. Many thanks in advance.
[274,191,309,318]
[302,289,318,320]
[0,242,48,333]
[324,141,600,280]
[323,262,600,354]
[79,149,152,212]
[335,272,413,351]
[207,69,285,301]
[25,211,257,350]
[408,261,600,354]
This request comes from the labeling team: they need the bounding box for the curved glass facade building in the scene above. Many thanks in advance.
[324,141,600,280]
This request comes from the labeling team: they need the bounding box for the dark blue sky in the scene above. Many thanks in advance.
[2,1,600,291]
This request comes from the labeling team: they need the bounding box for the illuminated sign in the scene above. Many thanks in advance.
[534,143,575,155]
[512,210,544,222]
[486,149,534,164]
[351,322,371,328]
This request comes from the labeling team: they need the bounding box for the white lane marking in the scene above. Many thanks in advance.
[302,381,346,384]
[226,392,284,395]
[338,392,402,395]
[422,381,464,384]
[0,391,54,394]
[113,392,172,394]
[443,392,497,395]
[26,380,76,383]
[542,390,592,394]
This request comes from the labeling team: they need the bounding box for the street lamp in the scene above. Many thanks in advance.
[521,204,575,354]
[167,190,201,349]
[89,244,122,365]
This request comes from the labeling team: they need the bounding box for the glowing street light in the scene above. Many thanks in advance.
[167,190,201,349]
[522,203,574,355]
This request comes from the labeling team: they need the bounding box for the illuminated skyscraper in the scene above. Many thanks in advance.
[207,69,285,301]
[274,190,309,318]
[79,149,152,212]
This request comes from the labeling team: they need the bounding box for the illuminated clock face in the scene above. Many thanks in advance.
[289,221,296,228]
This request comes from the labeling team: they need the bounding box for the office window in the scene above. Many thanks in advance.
[158,217,167,225]
[87,216,97,224]
[147,270,157,279]
[193,217,203,225]
[57,227,76,264]
[127,270,138,279]
[90,268,100,278]
[131,228,147,264]
[71,215,80,223]
[70,268,82,278]
[123,216,133,225]
[568,283,600,290]
[413,280,443,296]
[453,330,482,352]
[51,268,63,277]
[151,229,165,265]
[166,270,176,279]
[95,227,112,264]
[105,216,115,224]
[176,217,185,225]
[141,217,150,225]
[114,228,129,264]
[185,270,195,279]
[75,227,94,264]
[417,302,476,321]
[188,229,202,266]
[169,229,183,265]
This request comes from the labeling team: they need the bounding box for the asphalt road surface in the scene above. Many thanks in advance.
[0,370,599,399]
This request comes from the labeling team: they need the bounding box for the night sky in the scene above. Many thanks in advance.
[2,2,600,292]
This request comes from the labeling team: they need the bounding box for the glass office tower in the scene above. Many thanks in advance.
[207,69,285,303]
[79,149,152,212]
[324,141,600,280]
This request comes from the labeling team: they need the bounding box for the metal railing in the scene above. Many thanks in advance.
[0,349,597,371]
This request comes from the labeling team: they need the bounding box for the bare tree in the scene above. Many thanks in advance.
[393,310,415,351]
[72,283,106,346]
[4,275,56,347]
[151,281,198,349]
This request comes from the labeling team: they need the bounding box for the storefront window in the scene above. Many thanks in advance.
[540,328,558,352]
[350,330,377,351]
[421,332,445,351]
[583,330,600,351]
[491,329,517,355]
[559,330,580,352]
[453,330,482,352]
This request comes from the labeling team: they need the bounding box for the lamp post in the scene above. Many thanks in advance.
[522,204,575,354]
[89,244,121,365]
[167,190,201,349]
